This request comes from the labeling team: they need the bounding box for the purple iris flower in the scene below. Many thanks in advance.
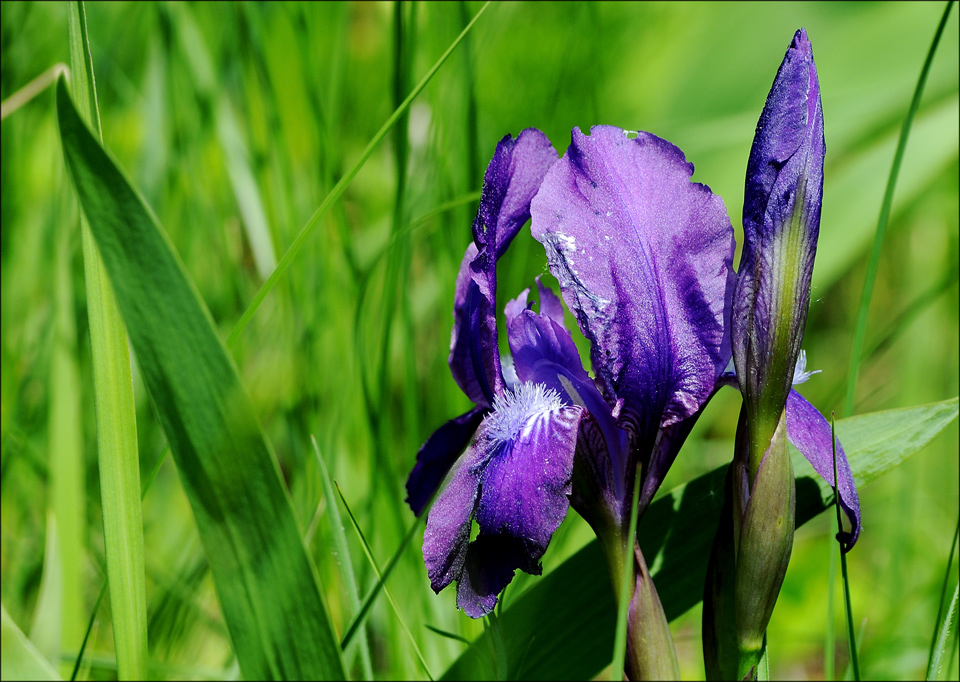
[406,128,599,617]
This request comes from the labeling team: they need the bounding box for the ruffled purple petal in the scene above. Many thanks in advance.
[449,130,558,404]
[406,407,487,516]
[424,382,583,617]
[733,28,825,411]
[449,244,494,406]
[785,389,860,549]
[536,276,566,328]
[504,288,531,329]
[531,125,735,448]
[422,437,488,594]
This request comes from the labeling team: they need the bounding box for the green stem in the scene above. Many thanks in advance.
[832,414,860,681]
[67,2,147,678]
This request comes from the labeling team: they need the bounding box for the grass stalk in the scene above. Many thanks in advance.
[311,438,374,681]
[842,0,954,418]
[226,1,490,349]
[335,483,434,680]
[49,201,86,660]
[927,517,960,677]
[67,2,147,678]
[927,583,959,680]
[832,414,860,681]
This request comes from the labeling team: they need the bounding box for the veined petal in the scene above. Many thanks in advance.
[406,407,486,516]
[734,28,825,420]
[450,130,558,404]
[531,125,735,446]
[785,389,860,549]
[507,305,629,490]
[536,275,566,328]
[449,244,494,406]
[422,438,487,594]
[424,383,583,617]
[462,383,583,616]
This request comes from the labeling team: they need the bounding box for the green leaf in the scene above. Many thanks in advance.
[2,605,61,681]
[55,79,345,681]
[441,398,959,681]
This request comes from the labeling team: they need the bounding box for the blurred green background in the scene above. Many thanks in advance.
[1,2,957,679]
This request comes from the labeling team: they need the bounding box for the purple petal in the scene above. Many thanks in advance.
[449,244,494,406]
[406,407,487,516]
[785,389,860,549]
[450,130,558,404]
[733,29,825,411]
[422,438,488,594]
[457,385,583,617]
[536,276,566,328]
[507,307,629,491]
[504,288,531,329]
[531,125,735,446]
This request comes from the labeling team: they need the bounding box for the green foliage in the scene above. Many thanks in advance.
[56,79,345,680]
[1,3,957,680]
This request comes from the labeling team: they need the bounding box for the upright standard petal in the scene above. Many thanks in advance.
[785,389,860,548]
[449,130,558,405]
[733,28,825,424]
[531,125,735,448]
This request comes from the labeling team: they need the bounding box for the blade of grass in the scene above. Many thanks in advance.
[66,3,147,678]
[57,79,345,679]
[311,437,374,681]
[226,1,490,348]
[0,63,69,120]
[425,625,471,646]
[335,483,434,681]
[842,0,954,417]
[2,605,61,681]
[825,543,837,680]
[832,413,860,681]
[928,517,960,678]
[339,507,425,651]
[70,446,168,681]
[928,583,960,680]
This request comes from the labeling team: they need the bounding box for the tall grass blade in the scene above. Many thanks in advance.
[2,605,61,681]
[311,438,374,680]
[928,583,959,680]
[335,483,434,681]
[441,399,959,680]
[56,80,345,680]
[227,1,490,347]
[0,63,68,120]
[340,511,426,651]
[927,517,960,679]
[832,413,860,680]
[67,2,147,678]
[842,1,954,417]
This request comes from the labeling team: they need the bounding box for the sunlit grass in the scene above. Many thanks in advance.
[1,2,957,680]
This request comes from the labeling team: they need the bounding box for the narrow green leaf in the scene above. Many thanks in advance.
[311,438,373,680]
[335,483,434,680]
[441,398,959,681]
[928,518,960,677]
[2,605,61,681]
[67,2,147,678]
[56,79,345,680]
[843,1,954,417]
[928,583,960,681]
